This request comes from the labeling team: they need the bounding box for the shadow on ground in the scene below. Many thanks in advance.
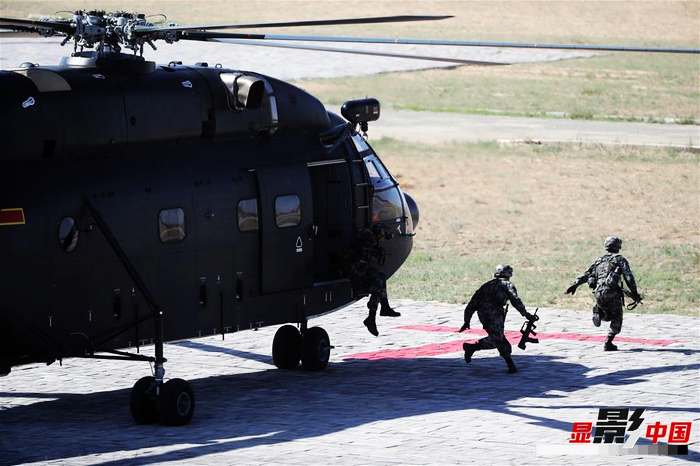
[1,352,698,464]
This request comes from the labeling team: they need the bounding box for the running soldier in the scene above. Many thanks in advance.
[459,264,536,374]
[564,236,643,351]
[343,223,400,336]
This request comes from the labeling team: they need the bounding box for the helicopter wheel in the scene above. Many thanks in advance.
[157,378,195,426]
[129,376,159,425]
[301,326,331,371]
[272,324,302,369]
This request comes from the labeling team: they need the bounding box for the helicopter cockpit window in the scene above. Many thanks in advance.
[363,155,395,190]
[275,194,301,228]
[237,198,259,232]
[58,217,79,252]
[158,208,186,243]
[373,187,404,222]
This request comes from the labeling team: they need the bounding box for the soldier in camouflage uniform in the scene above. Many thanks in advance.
[459,264,536,374]
[564,236,642,351]
[343,223,400,336]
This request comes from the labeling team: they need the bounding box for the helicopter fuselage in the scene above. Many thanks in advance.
[0,55,415,372]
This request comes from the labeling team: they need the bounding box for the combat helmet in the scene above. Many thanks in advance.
[604,236,622,253]
[494,264,513,279]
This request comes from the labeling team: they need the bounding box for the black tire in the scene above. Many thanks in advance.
[130,376,159,425]
[272,324,302,369]
[157,378,195,426]
[301,326,331,371]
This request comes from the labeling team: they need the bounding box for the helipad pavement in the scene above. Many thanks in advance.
[1,299,698,465]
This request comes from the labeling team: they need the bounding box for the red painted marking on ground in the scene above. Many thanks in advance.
[342,325,683,360]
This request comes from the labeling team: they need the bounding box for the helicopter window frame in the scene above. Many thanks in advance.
[352,134,370,153]
[58,217,79,252]
[274,194,302,229]
[237,198,259,233]
[158,208,187,244]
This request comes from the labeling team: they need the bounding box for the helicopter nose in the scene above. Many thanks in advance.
[404,192,419,230]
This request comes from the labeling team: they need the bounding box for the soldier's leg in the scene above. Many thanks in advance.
[592,305,601,327]
[378,273,400,317]
[463,341,482,363]
[481,313,516,373]
[476,311,501,351]
[605,306,623,351]
[363,293,379,337]
[379,296,400,317]
[494,331,517,374]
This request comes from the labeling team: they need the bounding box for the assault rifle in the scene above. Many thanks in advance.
[518,308,540,350]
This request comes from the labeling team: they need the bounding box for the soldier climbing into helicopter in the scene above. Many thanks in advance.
[459,264,536,374]
[343,223,401,336]
[564,236,643,351]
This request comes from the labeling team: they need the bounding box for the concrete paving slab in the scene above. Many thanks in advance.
[1,299,698,465]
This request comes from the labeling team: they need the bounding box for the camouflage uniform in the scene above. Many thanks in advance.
[343,224,399,336]
[565,236,642,351]
[460,264,535,374]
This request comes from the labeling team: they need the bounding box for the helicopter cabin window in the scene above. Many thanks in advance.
[158,208,186,243]
[58,217,79,252]
[237,198,259,232]
[275,194,301,228]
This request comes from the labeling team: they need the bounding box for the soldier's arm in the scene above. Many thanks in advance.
[565,260,596,294]
[620,257,642,301]
[505,282,530,317]
[463,293,478,325]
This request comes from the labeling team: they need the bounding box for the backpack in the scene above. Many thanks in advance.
[594,255,623,309]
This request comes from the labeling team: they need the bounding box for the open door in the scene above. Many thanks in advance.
[257,165,314,294]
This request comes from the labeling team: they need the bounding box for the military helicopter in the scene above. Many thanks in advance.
[0,10,697,427]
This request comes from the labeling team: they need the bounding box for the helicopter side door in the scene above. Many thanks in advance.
[256,165,314,294]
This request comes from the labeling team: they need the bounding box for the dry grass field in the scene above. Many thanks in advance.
[3,1,698,315]
[374,139,698,316]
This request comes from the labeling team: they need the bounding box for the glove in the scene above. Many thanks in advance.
[564,285,577,295]
[459,322,470,332]
[525,312,538,323]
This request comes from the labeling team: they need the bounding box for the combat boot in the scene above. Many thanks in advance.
[379,297,400,317]
[604,334,618,351]
[363,313,379,337]
[462,341,482,363]
[592,306,601,327]
[504,357,518,374]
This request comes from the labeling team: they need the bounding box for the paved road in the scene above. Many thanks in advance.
[1,299,698,465]
[371,109,700,149]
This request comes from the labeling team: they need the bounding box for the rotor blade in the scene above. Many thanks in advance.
[183,31,700,55]
[190,37,508,66]
[133,15,452,34]
[0,17,74,34]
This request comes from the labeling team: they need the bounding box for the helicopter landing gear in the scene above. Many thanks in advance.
[129,376,159,424]
[272,324,332,371]
[301,326,331,371]
[272,324,302,369]
[129,365,196,426]
[157,378,195,426]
